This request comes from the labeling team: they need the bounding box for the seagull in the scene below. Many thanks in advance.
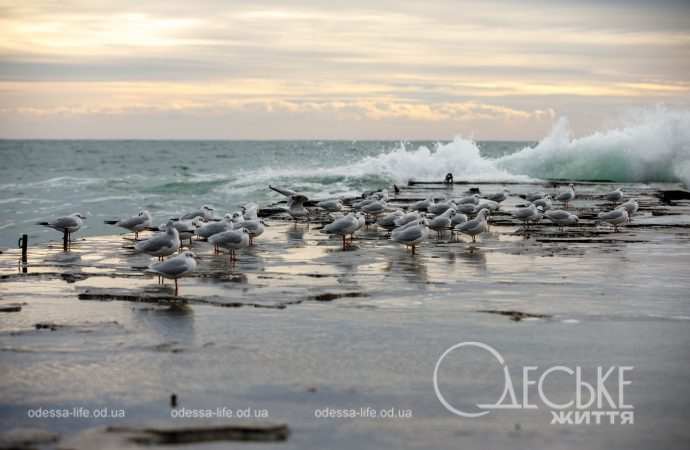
[287,194,309,222]
[229,211,245,229]
[208,228,250,260]
[322,213,360,249]
[544,209,579,230]
[555,184,576,208]
[242,219,267,245]
[181,205,215,221]
[597,209,629,232]
[361,200,386,217]
[394,211,423,228]
[455,209,489,242]
[618,199,639,221]
[529,205,545,226]
[147,251,197,296]
[269,185,310,222]
[455,203,478,214]
[242,203,259,220]
[450,212,468,227]
[605,187,624,204]
[105,210,152,239]
[512,203,538,228]
[525,191,546,202]
[531,195,552,211]
[477,199,499,212]
[38,213,86,246]
[487,188,510,203]
[196,214,233,240]
[428,199,456,215]
[377,210,404,231]
[391,219,429,254]
[409,197,434,212]
[317,199,343,212]
[428,208,456,238]
[456,194,480,205]
[162,219,199,247]
[135,220,180,260]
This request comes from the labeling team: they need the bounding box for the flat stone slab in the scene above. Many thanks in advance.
[60,422,289,449]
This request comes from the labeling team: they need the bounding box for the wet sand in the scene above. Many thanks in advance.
[1,181,689,449]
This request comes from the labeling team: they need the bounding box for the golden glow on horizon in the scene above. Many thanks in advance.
[0,0,688,139]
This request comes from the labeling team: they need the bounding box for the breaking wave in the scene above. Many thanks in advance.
[349,107,690,186]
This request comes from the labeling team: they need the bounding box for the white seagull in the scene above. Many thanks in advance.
[391,219,429,254]
[597,209,629,232]
[618,199,639,221]
[555,184,576,208]
[208,228,250,260]
[135,220,181,260]
[428,208,456,238]
[454,209,489,243]
[544,210,579,230]
[147,251,197,296]
[322,213,361,249]
[105,210,152,239]
[38,213,86,245]
[605,187,624,204]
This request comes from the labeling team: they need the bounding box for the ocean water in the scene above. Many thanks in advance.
[1,107,689,248]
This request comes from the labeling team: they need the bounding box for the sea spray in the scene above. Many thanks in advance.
[497,108,690,185]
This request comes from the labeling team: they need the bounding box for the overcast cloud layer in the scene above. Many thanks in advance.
[1,0,689,139]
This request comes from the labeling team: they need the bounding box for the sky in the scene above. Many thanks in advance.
[0,0,689,140]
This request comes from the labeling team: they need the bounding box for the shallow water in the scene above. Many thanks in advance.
[1,180,689,449]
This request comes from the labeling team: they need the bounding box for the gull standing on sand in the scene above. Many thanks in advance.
[38,213,86,247]
[455,209,489,243]
[391,219,429,254]
[105,210,151,239]
[135,220,180,260]
[544,210,579,230]
[428,208,456,238]
[597,209,629,232]
[605,187,624,204]
[147,251,197,296]
[322,213,360,249]
[209,228,250,260]
[618,199,639,221]
[555,184,576,208]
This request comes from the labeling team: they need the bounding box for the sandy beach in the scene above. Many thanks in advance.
[1,180,689,449]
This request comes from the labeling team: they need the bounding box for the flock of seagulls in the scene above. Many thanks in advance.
[36,183,640,295]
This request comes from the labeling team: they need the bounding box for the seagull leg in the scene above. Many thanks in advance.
[411,245,416,255]
[174,279,178,296]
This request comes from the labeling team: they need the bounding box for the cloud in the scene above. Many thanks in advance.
[0,0,688,138]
